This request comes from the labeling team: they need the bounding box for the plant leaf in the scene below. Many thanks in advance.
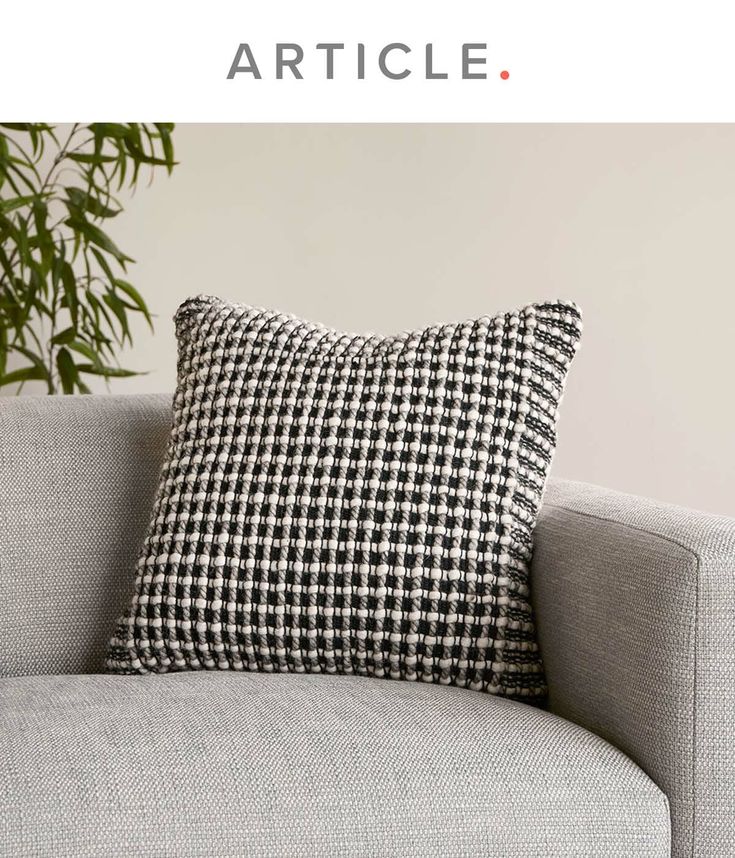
[65,187,120,219]
[50,326,76,345]
[67,152,117,165]
[114,279,153,329]
[56,347,78,394]
[0,364,48,388]
[58,260,79,327]
[67,339,102,367]
[102,291,132,343]
[0,194,45,215]
[64,215,133,266]
[76,363,140,378]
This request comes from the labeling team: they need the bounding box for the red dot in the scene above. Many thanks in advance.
[500,70,510,80]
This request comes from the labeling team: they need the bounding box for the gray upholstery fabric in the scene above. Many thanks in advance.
[534,479,735,858]
[0,672,669,857]
[0,394,171,676]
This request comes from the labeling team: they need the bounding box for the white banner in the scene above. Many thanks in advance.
[2,0,734,121]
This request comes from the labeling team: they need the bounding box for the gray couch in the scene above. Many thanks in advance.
[0,394,732,858]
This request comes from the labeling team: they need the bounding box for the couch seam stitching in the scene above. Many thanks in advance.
[543,502,701,562]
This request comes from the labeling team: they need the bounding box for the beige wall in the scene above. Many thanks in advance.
[12,125,735,514]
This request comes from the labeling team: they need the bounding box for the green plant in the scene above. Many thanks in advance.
[0,122,176,394]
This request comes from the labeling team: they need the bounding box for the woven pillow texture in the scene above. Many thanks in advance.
[108,295,582,700]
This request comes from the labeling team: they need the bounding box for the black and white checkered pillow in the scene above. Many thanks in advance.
[108,295,582,700]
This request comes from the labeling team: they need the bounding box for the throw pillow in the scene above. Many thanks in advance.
[107,295,582,700]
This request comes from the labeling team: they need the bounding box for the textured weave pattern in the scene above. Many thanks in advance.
[534,479,735,858]
[108,296,582,698]
[0,672,669,857]
[0,393,170,676]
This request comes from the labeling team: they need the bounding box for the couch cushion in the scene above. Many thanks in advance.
[0,673,668,857]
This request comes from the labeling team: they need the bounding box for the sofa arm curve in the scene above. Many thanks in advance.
[532,478,735,858]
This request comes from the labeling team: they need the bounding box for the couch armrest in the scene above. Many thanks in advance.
[532,479,735,858]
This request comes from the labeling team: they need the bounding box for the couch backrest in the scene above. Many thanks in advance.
[0,393,171,676]
[0,393,568,678]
